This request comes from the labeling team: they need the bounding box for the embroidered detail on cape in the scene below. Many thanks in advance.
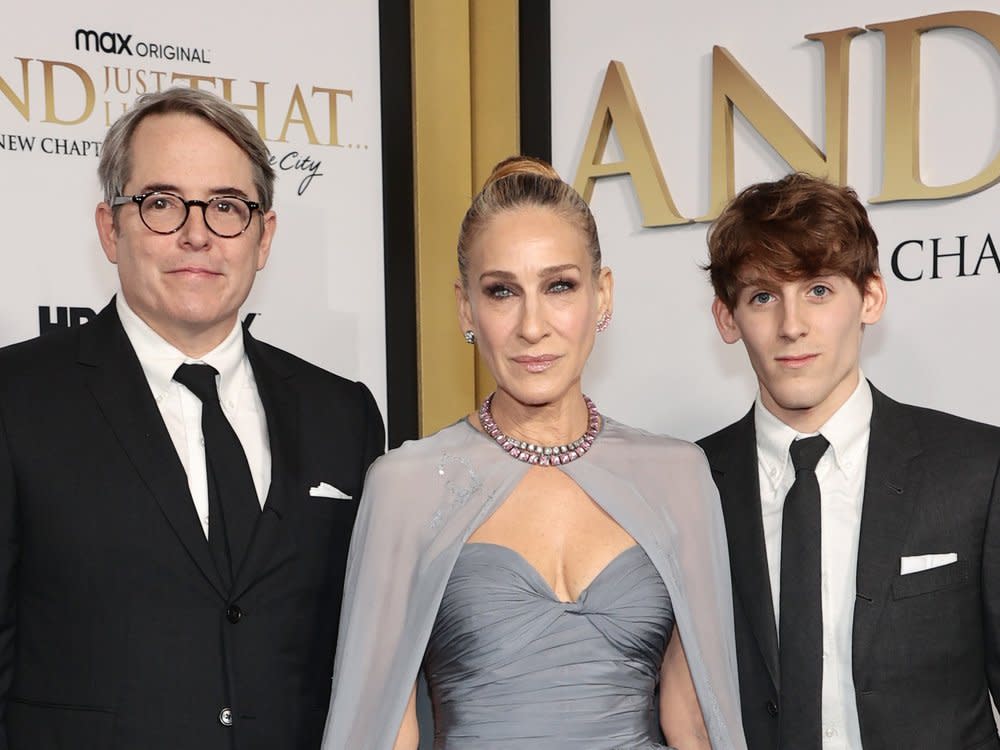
[430,452,483,529]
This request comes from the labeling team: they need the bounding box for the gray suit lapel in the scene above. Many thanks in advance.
[852,386,922,675]
[79,303,227,599]
[711,409,780,687]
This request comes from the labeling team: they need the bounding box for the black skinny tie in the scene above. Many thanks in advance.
[778,434,829,750]
[173,363,260,589]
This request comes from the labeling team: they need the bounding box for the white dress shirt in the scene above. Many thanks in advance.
[116,295,271,537]
[755,374,872,750]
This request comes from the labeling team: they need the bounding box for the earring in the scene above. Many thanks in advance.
[596,311,611,333]
[464,330,476,344]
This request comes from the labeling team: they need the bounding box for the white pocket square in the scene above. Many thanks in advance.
[900,552,958,575]
[309,482,352,500]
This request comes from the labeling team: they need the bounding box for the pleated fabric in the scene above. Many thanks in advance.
[425,543,673,748]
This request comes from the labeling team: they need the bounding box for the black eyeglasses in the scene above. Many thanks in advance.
[111,191,262,238]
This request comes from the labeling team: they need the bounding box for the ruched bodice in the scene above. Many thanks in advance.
[424,542,675,749]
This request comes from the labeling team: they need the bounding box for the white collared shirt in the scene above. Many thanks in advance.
[755,374,872,750]
[116,295,271,537]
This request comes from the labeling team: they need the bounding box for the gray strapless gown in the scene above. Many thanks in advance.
[424,542,675,749]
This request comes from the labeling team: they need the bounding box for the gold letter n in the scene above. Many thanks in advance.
[703,29,863,221]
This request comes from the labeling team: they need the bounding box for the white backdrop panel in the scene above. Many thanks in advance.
[551,0,1000,440]
[0,1,387,420]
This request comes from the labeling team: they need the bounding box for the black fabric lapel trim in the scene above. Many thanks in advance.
[852,384,922,677]
[709,407,780,687]
[78,302,227,599]
[229,330,298,601]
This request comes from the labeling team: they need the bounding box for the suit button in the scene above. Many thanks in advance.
[219,707,233,726]
[226,605,242,624]
[766,699,779,717]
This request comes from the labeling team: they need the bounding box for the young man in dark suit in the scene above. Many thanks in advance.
[697,173,1000,750]
[0,88,384,750]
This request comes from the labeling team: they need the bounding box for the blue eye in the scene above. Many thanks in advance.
[751,291,773,305]
[809,285,831,297]
[487,284,513,299]
[549,279,576,293]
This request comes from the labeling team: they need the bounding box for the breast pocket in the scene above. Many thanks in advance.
[299,491,358,527]
[891,559,970,600]
[292,485,359,561]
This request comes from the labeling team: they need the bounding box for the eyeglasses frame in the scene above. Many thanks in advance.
[110,191,263,238]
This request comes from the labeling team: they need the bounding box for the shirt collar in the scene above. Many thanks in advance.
[116,294,248,405]
[754,373,873,491]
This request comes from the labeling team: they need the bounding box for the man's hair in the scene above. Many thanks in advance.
[706,173,880,311]
[98,87,276,211]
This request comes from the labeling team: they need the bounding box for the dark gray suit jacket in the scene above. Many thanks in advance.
[0,301,384,750]
[698,385,1000,750]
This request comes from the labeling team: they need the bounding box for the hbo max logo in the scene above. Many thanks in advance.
[38,306,97,334]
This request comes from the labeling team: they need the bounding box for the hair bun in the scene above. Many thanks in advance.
[458,153,601,286]
[483,155,561,189]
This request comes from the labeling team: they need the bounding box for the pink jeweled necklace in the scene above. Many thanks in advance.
[478,392,601,466]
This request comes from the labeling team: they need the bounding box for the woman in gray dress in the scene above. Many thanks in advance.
[322,158,747,750]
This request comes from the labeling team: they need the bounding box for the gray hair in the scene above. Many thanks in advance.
[98,87,276,211]
[457,155,601,287]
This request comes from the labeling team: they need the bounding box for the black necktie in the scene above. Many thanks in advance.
[778,433,829,750]
[173,363,261,589]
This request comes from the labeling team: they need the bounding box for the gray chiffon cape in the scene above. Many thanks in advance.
[321,418,748,750]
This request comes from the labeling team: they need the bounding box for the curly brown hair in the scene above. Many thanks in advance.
[706,173,880,310]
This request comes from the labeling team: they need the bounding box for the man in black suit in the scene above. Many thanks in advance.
[0,87,384,749]
[697,173,1000,749]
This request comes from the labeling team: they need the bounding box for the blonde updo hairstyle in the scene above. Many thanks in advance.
[457,156,602,287]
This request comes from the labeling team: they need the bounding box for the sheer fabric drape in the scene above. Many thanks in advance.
[321,419,747,750]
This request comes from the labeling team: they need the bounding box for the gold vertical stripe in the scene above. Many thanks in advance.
[412,0,475,435]
[469,0,519,404]
[411,0,520,433]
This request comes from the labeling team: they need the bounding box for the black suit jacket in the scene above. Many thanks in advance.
[698,385,1000,750]
[0,302,384,750]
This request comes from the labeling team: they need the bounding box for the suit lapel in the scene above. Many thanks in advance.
[852,386,922,675]
[230,330,298,601]
[712,408,780,687]
[79,303,227,599]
